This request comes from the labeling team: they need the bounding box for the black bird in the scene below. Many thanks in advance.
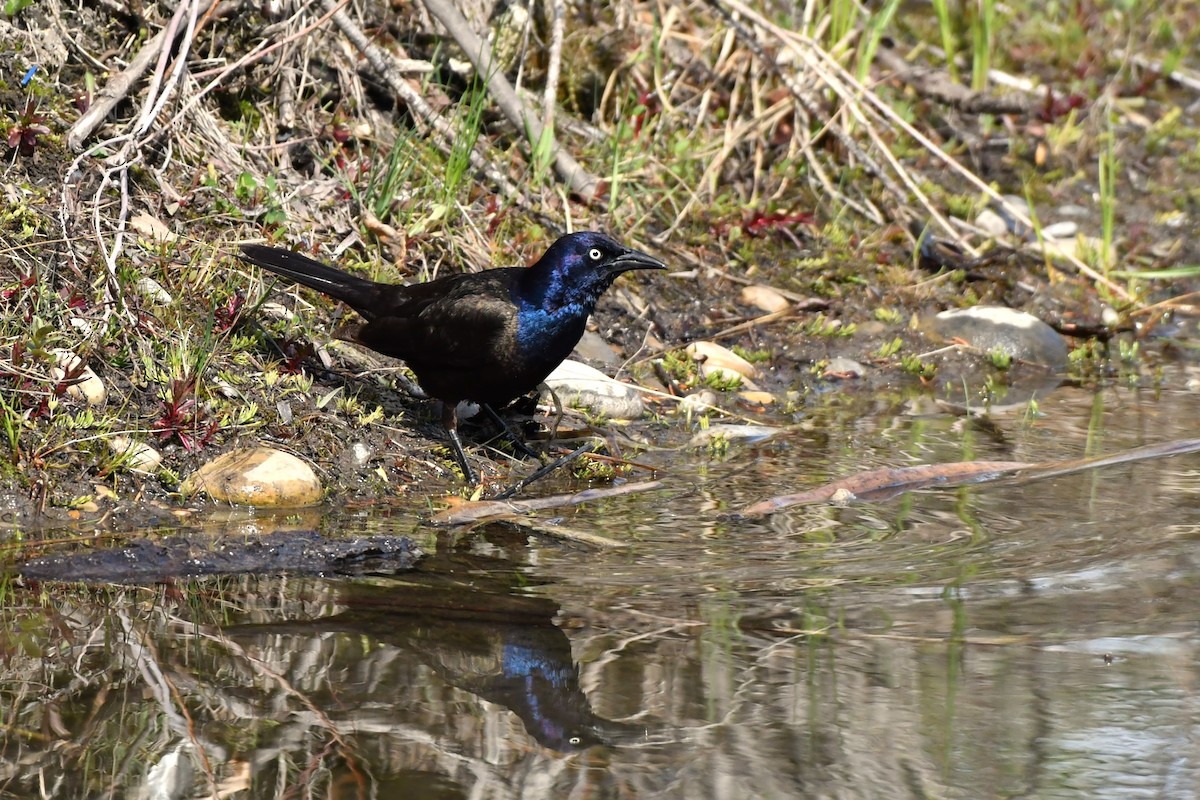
[238,232,667,483]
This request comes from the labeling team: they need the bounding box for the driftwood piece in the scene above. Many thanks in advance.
[742,437,1200,516]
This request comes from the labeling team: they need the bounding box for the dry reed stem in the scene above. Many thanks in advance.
[420,0,600,199]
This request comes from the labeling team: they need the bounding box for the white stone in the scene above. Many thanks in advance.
[108,436,163,474]
[49,348,107,405]
[543,360,645,420]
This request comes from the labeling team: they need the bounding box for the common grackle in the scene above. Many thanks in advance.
[239,232,666,484]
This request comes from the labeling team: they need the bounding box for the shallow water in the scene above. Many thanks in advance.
[5,366,1200,798]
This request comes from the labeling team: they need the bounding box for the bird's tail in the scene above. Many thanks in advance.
[238,244,380,315]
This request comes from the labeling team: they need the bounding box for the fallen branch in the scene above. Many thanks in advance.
[873,44,1037,116]
[741,437,1200,515]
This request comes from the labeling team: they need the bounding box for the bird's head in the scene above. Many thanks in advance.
[521,231,667,313]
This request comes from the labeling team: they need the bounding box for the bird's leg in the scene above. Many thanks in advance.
[481,403,540,460]
[441,402,479,485]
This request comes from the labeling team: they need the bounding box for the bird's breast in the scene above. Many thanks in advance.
[514,304,589,368]
[515,304,586,347]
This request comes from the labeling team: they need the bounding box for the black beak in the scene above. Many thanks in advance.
[608,248,668,275]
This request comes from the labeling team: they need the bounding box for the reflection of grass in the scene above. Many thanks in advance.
[1097,118,1118,275]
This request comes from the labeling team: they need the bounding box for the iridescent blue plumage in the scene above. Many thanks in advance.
[239,231,666,483]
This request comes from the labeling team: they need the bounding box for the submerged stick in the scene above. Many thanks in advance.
[430,480,663,527]
[742,438,1200,516]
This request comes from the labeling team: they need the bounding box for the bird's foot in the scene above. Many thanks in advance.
[482,404,541,461]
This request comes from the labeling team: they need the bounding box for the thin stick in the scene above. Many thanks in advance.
[420,0,600,199]
[542,0,565,134]
[321,0,525,203]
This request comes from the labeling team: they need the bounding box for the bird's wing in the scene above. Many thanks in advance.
[356,270,520,370]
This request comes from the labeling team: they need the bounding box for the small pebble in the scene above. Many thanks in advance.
[823,357,867,379]
[740,285,790,314]
[1041,221,1078,239]
[678,390,719,422]
[348,441,373,468]
[974,209,1009,238]
[50,349,107,406]
[108,436,163,475]
[686,341,759,388]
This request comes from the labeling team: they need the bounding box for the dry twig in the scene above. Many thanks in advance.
[420,0,600,199]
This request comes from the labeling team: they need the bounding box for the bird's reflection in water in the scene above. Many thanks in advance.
[228,534,645,752]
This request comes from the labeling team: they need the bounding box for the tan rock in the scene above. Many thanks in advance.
[183,447,322,507]
[50,349,107,405]
[740,284,790,314]
[685,341,759,385]
[737,390,775,406]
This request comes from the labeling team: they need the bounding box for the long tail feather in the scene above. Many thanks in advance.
[239,244,379,315]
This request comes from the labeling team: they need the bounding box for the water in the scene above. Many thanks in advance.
[4,369,1200,798]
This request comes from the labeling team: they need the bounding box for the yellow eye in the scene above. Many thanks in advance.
[588,248,602,261]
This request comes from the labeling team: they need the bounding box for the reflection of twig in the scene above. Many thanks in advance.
[191,623,351,750]
[117,609,218,793]
[431,479,664,526]
[192,622,516,785]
